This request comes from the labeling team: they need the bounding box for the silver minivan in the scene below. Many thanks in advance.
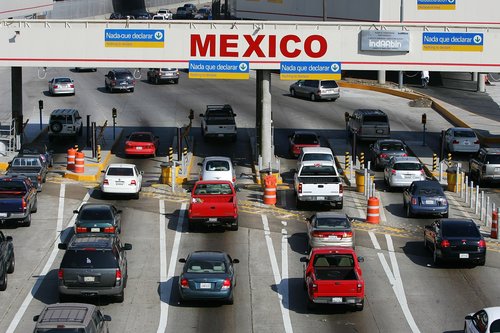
[348,109,390,141]
[289,79,340,101]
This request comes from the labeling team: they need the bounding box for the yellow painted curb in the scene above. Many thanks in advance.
[0,162,8,172]
[63,150,111,182]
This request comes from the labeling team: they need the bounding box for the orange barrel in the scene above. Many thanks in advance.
[74,151,85,173]
[366,197,380,224]
[491,210,498,239]
[263,174,277,205]
[67,148,76,171]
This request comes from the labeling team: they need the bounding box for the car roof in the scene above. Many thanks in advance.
[195,180,233,185]
[189,251,227,261]
[411,180,442,189]
[376,139,405,144]
[203,156,232,162]
[310,246,356,254]
[50,109,79,116]
[129,131,153,136]
[300,147,333,154]
[107,163,136,168]
[392,156,420,163]
[355,108,387,115]
[292,131,318,137]
[449,127,474,131]
[35,303,96,328]
[314,212,348,219]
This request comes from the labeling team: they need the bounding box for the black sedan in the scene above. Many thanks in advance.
[178,251,239,304]
[424,218,486,266]
[0,231,15,291]
[403,180,448,218]
[73,203,122,234]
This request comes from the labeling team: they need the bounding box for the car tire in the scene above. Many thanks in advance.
[306,297,316,310]
[22,213,31,227]
[226,293,234,305]
[154,77,159,84]
[78,125,83,136]
[32,198,38,213]
[7,253,15,274]
[477,258,486,266]
[332,98,338,102]
[406,205,413,218]
[230,220,239,231]
[50,122,63,133]
[296,197,303,210]
[433,248,440,266]
[354,300,364,311]
[0,271,7,291]
[115,290,125,303]
[290,89,296,97]
[188,222,196,232]
[335,201,343,209]
[443,212,449,218]
[59,293,70,303]
[130,88,134,93]
[133,192,140,200]
[174,79,179,84]
[310,93,317,101]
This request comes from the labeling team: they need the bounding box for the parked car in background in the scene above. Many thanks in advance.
[101,164,143,199]
[464,307,500,333]
[48,108,83,142]
[469,147,500,186]
[6,155,48,191]
[48,77,75,96]
[74,203,122,234]
[369,139,408,169]
[0,231,15,291]
[199,156,236,184]
[58,234,132,303]
[105,69,135,93]
[33,303,111,333]
[348,109,391,141]
[195,7,211,19]
[403,180,448,218]
[183,3,198,14]
[289,131,321,157]
[384,156,425,189]
[75,67,97,72]
[147,68,179,84]
[109,12,125,19]
[444,127,480,153]
[156,8,173,19]
[178,251,239,304]
[152,14,168,20]
[289,79,340,101]
[124,132,159,157]
[424,218,486,266]
[306,212,354,251]
[173,7,192,19]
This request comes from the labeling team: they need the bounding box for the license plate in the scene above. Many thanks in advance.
[327,236,340,240]
[376,129,384,134]
[331,297,343,303]
[84,276,95,282]
[459,253,469,259]
[218,134,224,137]
[208,218,217,222]
[91,228,100,232]
[495,168,500,172]
[316,196,325,201]
[0,213,7,217]
[199,283,211,289]
[115,181,124,185]
[425,200,434,205]
[464,141,470,145]
[136,146,143,150]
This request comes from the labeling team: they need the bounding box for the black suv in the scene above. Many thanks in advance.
[33,303,111,333]
[104,69,135,93]
[58,234,132,303]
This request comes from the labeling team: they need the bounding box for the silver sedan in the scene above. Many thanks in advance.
[306,212,355,251]
[48,77,75,95]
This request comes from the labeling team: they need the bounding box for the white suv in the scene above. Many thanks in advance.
[384,156,425,189]
[48,109,83,142]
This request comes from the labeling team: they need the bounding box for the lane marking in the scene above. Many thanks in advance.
[157,200,168,333]
[351,191,366,219]
[261,215,293,333]
[368,231,381,250]
[7,186,91,333]
[281,227,293,333]
[157,202,185,333]
[377,193,388,224]
[448,195,473,218]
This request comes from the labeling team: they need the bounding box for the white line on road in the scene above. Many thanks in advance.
[157,202,185,333]
[448,195,473,218]
[7,186,91,333]
[281,227,293,333]
[261,215,293,333]
[368,231,381,250]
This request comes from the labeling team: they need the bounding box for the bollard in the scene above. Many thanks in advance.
[475,185,480,214]
[74,152,84,173]
[345,152,350,170]
[168,147,174,162]
[366,197,380,224]
[480,191,485,221]
[97,145,101,163]
[460,173,466,199]
[447,152,452,165]
[491,210,498,239]
[359,152,365,169]
[465,176,469,203]
[263,174,277,205]
[364,168,368,197]
[470,181,474,209]
[432,153,438,172]
[67,148,76,171]
[486,196,490,226]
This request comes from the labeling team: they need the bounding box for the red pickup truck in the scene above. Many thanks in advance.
[302,246,365,311]
[187,180,238,231]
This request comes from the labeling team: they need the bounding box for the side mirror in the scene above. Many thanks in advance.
[6,236,13,241]
[187,188,192,193]
[300,257,309,263]
[58,243,67,250]
[33,315,40,322]
[179,258,186,263]
[122,243,132,250]
[233,114,237,117]
[103,315,112,322]
[199,114,204,117]
[358,256,365,263]
[232,259,240,264]
[101,170,106,173]
[117,210,123,214]
[73,210,79,214]
[424,225,432,229]
[465,315,473,320]
[140,171,144,175]
[197,162,202,166]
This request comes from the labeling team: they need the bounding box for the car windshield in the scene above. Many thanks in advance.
[61,251,118,269]
[301,165,336,175]
[54,78,72,83]
[294,134,318,144]
[320,81,338,88]
[363,115,388,123]
[442,222,481,238]
[313,254,354,268]
[490,319,500,332]
[115,72,131,79]
[207,110,233,117]
[194,183,233,195]
[50,115,73,124]
[187,260,226,273]
[302,153,333,162]
[129,133,152,142]
[11,158,40,167]
[315,217,350,229]
[453,130,476,138]
[80,208,112,221]
[380,143,405,151]
[416,187,443,196]
[205,161,230,171]
[393,162,422,171]
[107,167,134,176]
[484,155,500,164]
[0,181,26,191]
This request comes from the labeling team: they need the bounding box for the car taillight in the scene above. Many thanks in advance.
[312,231,328,238]
[391,169,396,175]
[115,269,122,284]
[103,179,109,185]
[130,180,137,185]
[298,183,303,193]
[411,198,417,205]
[441,240,450,248]
[357,283,363,293]
[232,176,236,183]
[111,80,116,85]
[37,175,42,183]
[58,269,64,280]
[316,89,321,95]
[75,226,87,233]
[402,153,408,157]
[452,140,459,144]
[221,279,231,290]
[312,283,318,293]
[380,153,388,159]
[21,198,26,210]
[339,183,343,193]
[53,85,59,88]
[180,278,189,289]
[103,226,115,233]
[69,84,74,88]
[474,140,480,144]
[479,240,486,248]
[342,231,353,238]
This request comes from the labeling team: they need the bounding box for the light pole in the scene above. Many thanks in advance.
[323,0,327,21]
[38,100,43,130]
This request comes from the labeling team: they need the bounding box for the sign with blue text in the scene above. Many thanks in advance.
[188,60,250,79]
[105,29,164,48]
[422,32,483,52]
[417,0,456,10]
[280,62,341,80]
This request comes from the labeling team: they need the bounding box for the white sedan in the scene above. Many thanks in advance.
[199,156,235,184]
[464,307,500,333]
[48,77,75,96]
[101,163,142,199]
[444,127,480,153]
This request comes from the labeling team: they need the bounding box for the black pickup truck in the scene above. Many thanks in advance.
[6,155,48,191]
[0,176,38,227]
[0,231,15,291]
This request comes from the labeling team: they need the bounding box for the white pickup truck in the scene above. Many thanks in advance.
[294,161,343,209]
[200,104,237,142]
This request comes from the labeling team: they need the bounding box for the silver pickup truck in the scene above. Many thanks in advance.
[469,147,500,186]
[200,104,237,142]
[294,161,343,209]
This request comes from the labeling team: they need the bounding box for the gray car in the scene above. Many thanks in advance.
[48,77,75,95]
[58,234,132,303]
[370,139,408,169]
[104,69,135,93]
[306,212,355,251]
[469,148,500,185]
[289,79,340,101]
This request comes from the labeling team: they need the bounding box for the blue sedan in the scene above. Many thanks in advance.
[178,251,239,304]
[403,180,448,218]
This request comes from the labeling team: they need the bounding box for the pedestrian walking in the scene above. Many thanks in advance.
[421,71,430,88]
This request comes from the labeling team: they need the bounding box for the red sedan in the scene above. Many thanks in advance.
[289,131,321,157]
[124,132,159,157]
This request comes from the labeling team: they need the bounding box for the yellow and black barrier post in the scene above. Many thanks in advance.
[359,152,365,168]
[432,153,438,172]
[97,145,101,163]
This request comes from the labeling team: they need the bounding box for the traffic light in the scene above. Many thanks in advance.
[38,100,43,110]
[112,108,117,118]
[421,113,427,124]
[189,109,194,120]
